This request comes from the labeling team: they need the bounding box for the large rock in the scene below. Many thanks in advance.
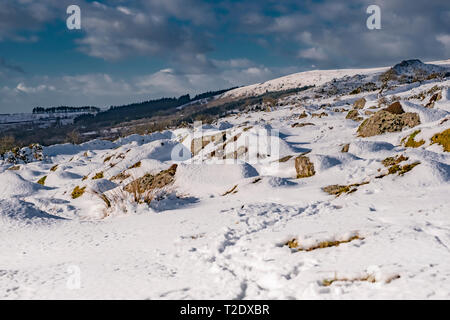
[295,156,315,178]
[353,97,366,109]
[357,110,420,137]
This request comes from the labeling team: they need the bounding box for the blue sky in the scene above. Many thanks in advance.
[0,0,449,113]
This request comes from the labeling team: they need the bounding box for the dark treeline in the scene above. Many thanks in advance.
[32,106,100,114]
[192,87,238,101]
[74,88,236,126]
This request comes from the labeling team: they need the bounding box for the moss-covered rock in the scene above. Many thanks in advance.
[357,110,420,137]
[431,129,450,152]
[346,110,363,121]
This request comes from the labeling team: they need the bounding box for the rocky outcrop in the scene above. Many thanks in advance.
[357,109,420,138]
[295,156,315,178]
[383,101,404,114]
[124,164,178,194]
[425,91,442,108]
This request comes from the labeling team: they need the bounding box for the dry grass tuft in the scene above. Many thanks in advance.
[37,176,47,186]
[129,161,142,169]
[322,274,400,287]
[50,164,59,172]
[286,234,363,252]
[222,185,238,196]
[387,161,421,176]
[403,130,425,148]
[71,186,86,199]
[322,182,369,197]
[92,171,104,180]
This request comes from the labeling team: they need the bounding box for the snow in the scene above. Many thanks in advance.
[1,60,450,299]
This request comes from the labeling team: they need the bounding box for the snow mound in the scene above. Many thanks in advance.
[174,162,259,196]
[0,171,48,199]
[0,199,65,223]
[85,179,118,194]
[45,170,83,187]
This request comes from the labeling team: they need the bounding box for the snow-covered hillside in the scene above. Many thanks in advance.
[1,59,450,299]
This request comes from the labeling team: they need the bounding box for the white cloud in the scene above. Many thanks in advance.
[436,34,450,50]
[297,47,327,61]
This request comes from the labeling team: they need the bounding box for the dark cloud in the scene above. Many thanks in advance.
[0,57,25,74]
[227,0,450,68]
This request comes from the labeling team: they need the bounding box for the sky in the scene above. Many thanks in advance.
[0,0,449,113]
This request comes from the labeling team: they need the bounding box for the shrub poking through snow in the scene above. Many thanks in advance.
[71,186,86,199]
[322,181,369,197]
[388,162,421,175]
[295,156,315,178]
[382,155,409,167]
[431,129,450,152]
[37,176,47,186]
[285,234,363,252]
[298,111,308,119]
[7,165,20,171]
[377,161,421,178]
[403,130,425,148]
[341,144,350,153]
[50,164,58,172]
[103,155,113,163]
[111,171,131,183]
[92,172,104,180]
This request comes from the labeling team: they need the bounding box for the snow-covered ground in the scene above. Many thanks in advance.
[1,60,450,299]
